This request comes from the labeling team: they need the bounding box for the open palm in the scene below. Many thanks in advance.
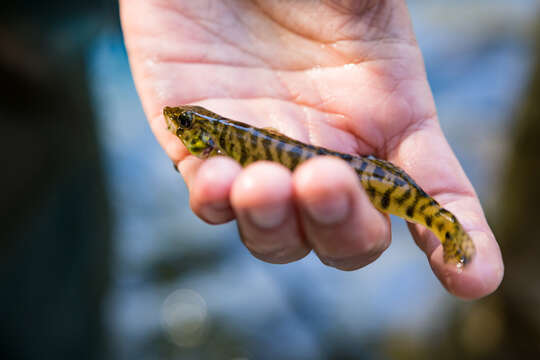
[121,0,503,299]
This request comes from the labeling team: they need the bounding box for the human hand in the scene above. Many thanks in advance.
[120,0,503,299]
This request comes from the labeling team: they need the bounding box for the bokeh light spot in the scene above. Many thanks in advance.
[161,289,208,347]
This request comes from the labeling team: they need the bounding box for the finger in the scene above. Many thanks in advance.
[230,162,310,264]
[293,157,391,271]
[180,156,241,224]
[409,204,503,300]
[392,120,504,299]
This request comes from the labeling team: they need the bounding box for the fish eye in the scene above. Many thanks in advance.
[178,112,192,128]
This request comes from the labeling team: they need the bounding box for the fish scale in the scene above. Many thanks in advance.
[164,105,476,266]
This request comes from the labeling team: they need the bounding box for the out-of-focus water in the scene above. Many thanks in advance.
[89,2,537,359]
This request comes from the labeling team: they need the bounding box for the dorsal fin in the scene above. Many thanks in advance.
[262,127,283,137]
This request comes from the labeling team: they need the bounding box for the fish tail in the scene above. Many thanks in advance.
[350,156,475,265]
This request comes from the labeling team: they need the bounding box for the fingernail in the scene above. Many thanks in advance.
[247,204,287,229]
[472,232,504,289]
[304,192,349,225]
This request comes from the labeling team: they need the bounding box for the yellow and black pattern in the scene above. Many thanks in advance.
[164,105,476,265]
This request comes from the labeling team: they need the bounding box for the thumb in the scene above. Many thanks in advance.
[390,119,504,299]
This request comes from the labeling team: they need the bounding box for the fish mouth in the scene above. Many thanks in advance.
[163,106,176,120]
[163,106,174,117]
[163,107,178,132]
[164,117,174,131]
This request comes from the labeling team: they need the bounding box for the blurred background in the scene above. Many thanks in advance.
[1,1,539,359]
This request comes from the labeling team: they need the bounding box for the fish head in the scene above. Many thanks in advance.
[163,106,216,158]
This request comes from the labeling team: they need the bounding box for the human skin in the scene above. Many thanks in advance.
[120,0,503,299]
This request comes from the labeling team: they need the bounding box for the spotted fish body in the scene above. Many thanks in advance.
[164,105,475,266]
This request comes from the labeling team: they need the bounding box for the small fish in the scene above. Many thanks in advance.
[164,105,475,266]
